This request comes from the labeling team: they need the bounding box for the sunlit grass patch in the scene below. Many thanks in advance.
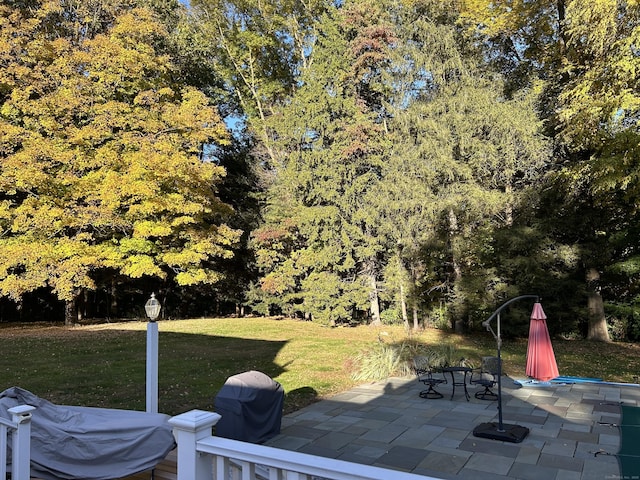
[1,318,639,416]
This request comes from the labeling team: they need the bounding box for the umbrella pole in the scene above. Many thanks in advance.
[473,295,537,443]
[496,312,504,430]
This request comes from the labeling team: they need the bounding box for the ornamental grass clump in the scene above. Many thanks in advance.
[350,336,468,381]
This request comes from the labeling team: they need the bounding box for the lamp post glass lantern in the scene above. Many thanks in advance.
[145,293,161,413]
[145,293,161,321]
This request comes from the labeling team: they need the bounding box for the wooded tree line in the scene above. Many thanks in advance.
[0,0,638,341]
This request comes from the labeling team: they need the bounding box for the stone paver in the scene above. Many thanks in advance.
[266,376,640,479]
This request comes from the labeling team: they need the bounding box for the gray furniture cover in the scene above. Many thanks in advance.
[214,370,284,443]
[0,387,175,480]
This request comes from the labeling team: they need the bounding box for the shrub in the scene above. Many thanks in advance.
[380,307,404,325]
[350,336,468,381]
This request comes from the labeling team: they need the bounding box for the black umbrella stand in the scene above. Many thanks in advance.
[472,295,538,443]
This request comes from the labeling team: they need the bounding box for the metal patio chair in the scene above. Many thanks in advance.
[413,356,447,399]
[470,356,500,400]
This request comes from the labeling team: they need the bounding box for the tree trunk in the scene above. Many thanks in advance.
[505,183,513,226]
[448,209,464,334]
[557,0,566,52]
[369,275,381,326]
[400,284,409,329]
[394,245,410,329]
[82,288,88,320]
[586,268,611,342]
[109,278,118,318]
[448,209,462,280]
[64,297,77,326]
[412,303,420,330]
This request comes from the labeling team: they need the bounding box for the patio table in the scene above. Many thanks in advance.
[441,366,472,401]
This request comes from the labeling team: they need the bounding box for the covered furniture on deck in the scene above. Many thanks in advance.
[0,387,175,480]
[413,356,447,399]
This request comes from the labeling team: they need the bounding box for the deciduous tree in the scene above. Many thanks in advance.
[362,0,549,330]
[0,1,240,323]
[458,0,638,341]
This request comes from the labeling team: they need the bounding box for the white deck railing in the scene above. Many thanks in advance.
[170,410,439,480]
[0,405,36,480]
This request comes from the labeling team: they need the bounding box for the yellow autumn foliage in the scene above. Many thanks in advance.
[0,1,241,304]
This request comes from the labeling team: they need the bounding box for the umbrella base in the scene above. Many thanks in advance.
[473,422,529,443]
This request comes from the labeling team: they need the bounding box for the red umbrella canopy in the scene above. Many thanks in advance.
[525,303,559,382]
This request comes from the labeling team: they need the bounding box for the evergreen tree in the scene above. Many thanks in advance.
[251,0,550,329]
[252,0,394,324]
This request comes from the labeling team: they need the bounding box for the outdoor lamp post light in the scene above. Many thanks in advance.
[145,293,161,413]
[473,294,538,443]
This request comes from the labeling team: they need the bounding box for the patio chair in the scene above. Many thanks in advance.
[413,356,447,399]
[470,356,500,400]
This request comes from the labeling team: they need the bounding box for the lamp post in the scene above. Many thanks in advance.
[145,293,161,413]
[473,295,538,443]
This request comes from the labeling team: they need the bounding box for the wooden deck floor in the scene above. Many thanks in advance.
[121,449,177,480]
[31,450,178,480]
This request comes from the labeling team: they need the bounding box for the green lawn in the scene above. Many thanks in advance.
[2,317,640,416]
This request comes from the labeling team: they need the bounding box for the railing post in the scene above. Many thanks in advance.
[169,410,221,480]
[9,405,36,480]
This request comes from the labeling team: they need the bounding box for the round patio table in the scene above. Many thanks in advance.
[441,366,472,401]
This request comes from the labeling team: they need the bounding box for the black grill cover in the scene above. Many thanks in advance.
[214,370,284,443]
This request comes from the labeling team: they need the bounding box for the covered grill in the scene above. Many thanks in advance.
[214,370,284,443]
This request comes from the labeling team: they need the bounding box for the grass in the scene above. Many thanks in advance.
[2,317,640,416]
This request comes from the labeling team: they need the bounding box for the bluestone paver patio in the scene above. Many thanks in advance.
[265,375,639,479]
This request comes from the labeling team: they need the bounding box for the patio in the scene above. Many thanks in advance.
[127,375,636,480]
[264,375,634,480]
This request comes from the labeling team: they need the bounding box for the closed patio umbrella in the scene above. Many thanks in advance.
[526,302,559,381]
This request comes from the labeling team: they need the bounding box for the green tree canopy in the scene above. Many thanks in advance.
[249,0,549,328]
[459,0,640,340]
